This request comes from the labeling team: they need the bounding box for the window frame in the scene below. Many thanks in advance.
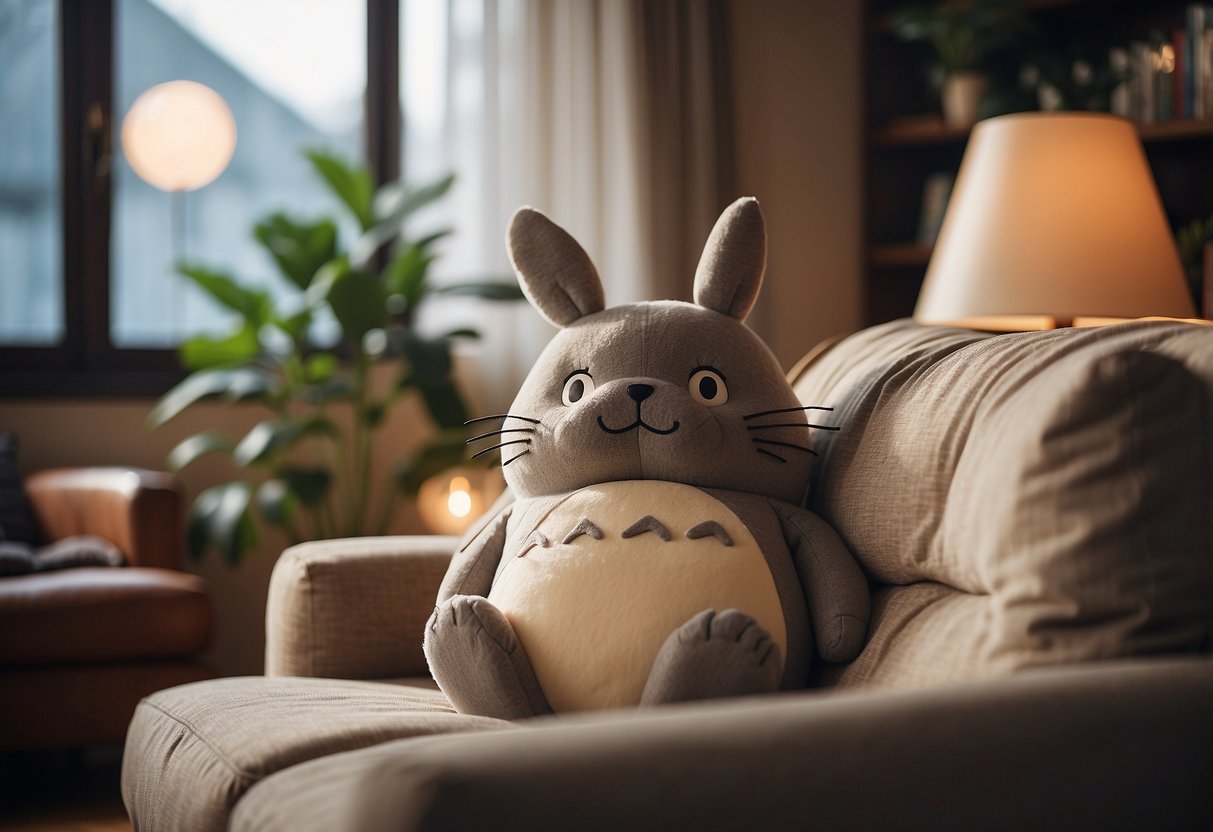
[0,0,400,397]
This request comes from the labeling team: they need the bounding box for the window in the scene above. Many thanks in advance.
[112,0,366,346]
[0,0,62,346]
[0,0,401,394]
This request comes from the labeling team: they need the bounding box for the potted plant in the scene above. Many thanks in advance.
[148,150,523,564]
[890,0,1027,127]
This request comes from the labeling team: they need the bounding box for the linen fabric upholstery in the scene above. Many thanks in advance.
[793,319,1212,688]
[266,536,456,679]
[229,658,1212,832]
[122,676,512,832]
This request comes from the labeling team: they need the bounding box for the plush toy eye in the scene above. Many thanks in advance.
[561,371,595,406]
[688,367,728,406]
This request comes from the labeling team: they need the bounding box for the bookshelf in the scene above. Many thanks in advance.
[863,0,1213,324]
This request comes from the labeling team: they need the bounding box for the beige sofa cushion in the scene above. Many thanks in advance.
[794,320,1212,688]
[121,676,511,832]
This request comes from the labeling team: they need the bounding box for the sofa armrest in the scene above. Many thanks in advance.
[265,535,456,679]
[24,467,185,570]
[269,657,1211,831]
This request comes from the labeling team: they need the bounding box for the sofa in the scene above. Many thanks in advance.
[0,467,213,750]
[122,319,1213,830]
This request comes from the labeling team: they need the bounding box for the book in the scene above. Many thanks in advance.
[917,172,955,247]
[1175,30,1187,119]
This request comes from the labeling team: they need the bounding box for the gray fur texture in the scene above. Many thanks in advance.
[424,198,869,720]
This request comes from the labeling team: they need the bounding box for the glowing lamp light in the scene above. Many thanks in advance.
[915,113,1196,330]
[121,80,237,192]
[418,467,506,535]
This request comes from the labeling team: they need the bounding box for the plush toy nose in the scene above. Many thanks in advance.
[627,383,654,403]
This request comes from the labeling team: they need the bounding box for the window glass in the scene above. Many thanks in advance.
[112,0,366,346]
[0,0,63,345]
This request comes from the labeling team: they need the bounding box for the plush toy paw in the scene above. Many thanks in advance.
[424,595,552,720]
[639,608,781,706]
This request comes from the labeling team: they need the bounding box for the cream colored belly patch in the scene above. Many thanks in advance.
[487,481,785,712]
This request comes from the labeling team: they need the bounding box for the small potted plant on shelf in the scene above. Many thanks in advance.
[148,150,523,564]
[890,0,1027,128]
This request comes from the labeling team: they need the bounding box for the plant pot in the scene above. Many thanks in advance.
[942,72,988,128]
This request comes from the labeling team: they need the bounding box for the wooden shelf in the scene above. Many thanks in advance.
[863,1,1213,326]
[1137,119,1213,143]
[871,117,1213,148]
[868,243,933,268]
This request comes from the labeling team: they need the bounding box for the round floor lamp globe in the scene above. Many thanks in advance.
[121,80,236,192]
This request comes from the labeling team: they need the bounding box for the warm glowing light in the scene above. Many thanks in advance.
[417,468,506,535]
[915,113,1195,330]
[121,80,237,192]
[447,477,472,518]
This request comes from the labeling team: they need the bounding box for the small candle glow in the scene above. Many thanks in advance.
[447,477,472,518]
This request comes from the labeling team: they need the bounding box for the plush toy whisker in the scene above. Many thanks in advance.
[470,439,532,460]
[743,405,834,421]
[501,449,531,467]
[466,427,537,444]
[464,413,542,426]
[752,438,817,456]
[755,447,787,463]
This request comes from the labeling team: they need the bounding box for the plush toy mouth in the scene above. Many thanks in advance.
[596,413,680,435]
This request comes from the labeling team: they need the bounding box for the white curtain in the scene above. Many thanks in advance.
[402,0,732,411]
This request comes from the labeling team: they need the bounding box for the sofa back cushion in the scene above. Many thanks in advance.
[792,320,1211,689]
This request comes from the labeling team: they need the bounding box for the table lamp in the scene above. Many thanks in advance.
[914,112,1197,330]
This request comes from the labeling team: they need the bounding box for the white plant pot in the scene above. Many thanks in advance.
[942,72,988,128]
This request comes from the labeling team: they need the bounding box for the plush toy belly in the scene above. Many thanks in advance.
[487,480,786,712]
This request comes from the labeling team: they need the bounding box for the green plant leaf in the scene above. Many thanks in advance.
[302,377,355,404]
[352,176,455,267]
[415,380,469,429]
[179,265,273,324]
[431,281,526,301]
[180,324,262,370]
[273,308,313,344]
[382,245,434,306]
[256,479,298,528]
[166,430,236,472]
[233,417,336,467]
[392,330,452,386]
[253,214,339,291]
[375,173,456,223]
[279,466,332,506]
[187,482,256,564]
[148,368,274,428]
[394,434,468,495]
[309,259,386,342]
[306,149,375,230]
[444,328,480,340]
[304,353,338,382]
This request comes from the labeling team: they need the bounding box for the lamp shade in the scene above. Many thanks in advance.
[121,81,236,192]
[914,113,1195,330]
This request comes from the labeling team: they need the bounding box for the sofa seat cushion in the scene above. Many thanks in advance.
[793,320,1213,689]
[229,659,1212,832]
[121,676,512,832]
[0,567,211,664]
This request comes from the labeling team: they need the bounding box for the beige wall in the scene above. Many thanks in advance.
[729,0,863,368]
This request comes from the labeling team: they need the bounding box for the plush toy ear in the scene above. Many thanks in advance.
[692,197,766,321]
[506,207,606,327]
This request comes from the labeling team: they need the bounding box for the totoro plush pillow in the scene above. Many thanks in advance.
[423,197,869,719]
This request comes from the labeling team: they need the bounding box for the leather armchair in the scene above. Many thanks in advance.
[0,468,214,749]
